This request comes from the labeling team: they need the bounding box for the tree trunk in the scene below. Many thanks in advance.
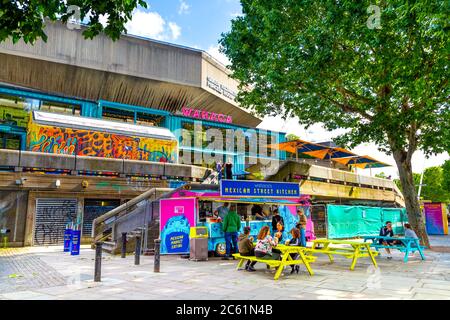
[392,150,430,248]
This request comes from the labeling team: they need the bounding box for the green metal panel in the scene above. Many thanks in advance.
[327,205,407,239]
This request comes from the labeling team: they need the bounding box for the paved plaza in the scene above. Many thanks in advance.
[0,235,449,300]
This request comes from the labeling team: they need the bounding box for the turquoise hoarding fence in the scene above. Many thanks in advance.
[327,205,407,239]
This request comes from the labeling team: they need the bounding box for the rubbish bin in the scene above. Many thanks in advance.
[189,226,208,261]
[0,228,10,248]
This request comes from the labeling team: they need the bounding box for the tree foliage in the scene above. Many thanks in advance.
[394,166,449,203]
[220,0,449,245]
[0,0,147,43]
[443,160,450,193]
[220,0,449,156]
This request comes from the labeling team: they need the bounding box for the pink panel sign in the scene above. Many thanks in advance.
[160,198,197,254]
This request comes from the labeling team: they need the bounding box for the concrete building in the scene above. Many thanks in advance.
[0,22,403,247]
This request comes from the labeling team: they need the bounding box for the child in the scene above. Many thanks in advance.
[238,226,257,272]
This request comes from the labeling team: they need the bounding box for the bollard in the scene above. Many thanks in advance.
[135,236,141,265]
[94,242,103,282]
[154,238,161,273]
[121,232,127,258]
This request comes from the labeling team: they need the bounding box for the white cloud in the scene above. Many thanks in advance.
[206,45,230,66]
[257,115,449,179]
[178,0,190,15]
[125,9,181,41]
[168,22,181,40]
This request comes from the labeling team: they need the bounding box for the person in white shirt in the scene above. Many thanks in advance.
[404,223,418,239]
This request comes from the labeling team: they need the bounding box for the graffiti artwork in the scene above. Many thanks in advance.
[27,119,177,163]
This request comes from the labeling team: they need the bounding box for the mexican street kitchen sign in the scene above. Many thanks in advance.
[220,180,300,198]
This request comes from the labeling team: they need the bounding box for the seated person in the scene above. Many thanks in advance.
[274,222,284,243]
[379,221,401,260]
[404,223,418,239]
[254,226,281,260]
[238,226,257,272]
[286,228,301,274]
[271,209,284,234]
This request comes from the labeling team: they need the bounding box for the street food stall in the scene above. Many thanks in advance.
[159,180,315,255]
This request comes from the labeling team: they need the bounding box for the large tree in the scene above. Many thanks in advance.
[220,0,449,247]
[0,0,147,43]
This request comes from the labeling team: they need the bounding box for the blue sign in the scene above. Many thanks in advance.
[220,180,300,198]
[63,227,72,252]
[70,229,81,256]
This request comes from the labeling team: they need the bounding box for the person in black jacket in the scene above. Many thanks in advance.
[225,159,233,180]
[287,228,301,274]
[271,209,284,234]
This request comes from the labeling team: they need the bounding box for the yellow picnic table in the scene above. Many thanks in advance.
[306,239,379,271]
[233,244,316,280]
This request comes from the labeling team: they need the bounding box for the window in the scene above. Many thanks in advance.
[102,107,165,127]
[136,112,164,127]
[0,94,29,128]
[0,132,21,150]
[102,107,135,123]
[40,100,81,116]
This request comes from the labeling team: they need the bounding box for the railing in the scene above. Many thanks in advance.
[91,187,172,242]
[0,149,208,179]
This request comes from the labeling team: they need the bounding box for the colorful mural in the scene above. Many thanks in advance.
[27,120,178,163]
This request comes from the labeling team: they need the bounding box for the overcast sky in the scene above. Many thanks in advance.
[121,0,448,178]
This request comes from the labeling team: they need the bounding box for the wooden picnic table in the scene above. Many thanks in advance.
[233,244,316,280]
[305,238,379,270]
[363,235,426,263]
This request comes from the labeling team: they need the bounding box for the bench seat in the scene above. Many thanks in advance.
[232,253,316,267]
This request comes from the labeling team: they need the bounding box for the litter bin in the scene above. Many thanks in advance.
[0,228,10,248]
[189,226,208,261]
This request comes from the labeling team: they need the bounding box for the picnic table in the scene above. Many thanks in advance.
[233,244,316,280]
[305,239,379,270]
[363,235,426,263]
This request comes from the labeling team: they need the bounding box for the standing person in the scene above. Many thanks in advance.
[271,208,284,234]
[254,226,281,260]
[238,226,257,271]
[251,204,265,220]
[213,202,229,221]
[225,158,233,180]
[295,208,307,247]
[222,204,241,260]
[216,161,223,181]
[379,221,400,260]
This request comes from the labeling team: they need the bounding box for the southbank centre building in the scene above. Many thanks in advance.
[0,22,404,249]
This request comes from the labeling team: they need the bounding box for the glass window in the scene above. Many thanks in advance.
[136,112,164,127]
[40,100,81,116]
[0,94,30,128]
[0,132,21,150]
[102,107,135,123]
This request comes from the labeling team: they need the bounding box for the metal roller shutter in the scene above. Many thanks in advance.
[34,198,77,245]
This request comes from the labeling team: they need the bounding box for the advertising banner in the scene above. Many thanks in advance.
[424,202,448,235]
[160,198,197,254]
[63,224,72,252]
[220,180,300,198]
[70,227,81,256]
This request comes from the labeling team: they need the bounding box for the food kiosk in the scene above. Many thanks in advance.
[159,180,315,255]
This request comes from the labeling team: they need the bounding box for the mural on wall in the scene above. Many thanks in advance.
[27,120,177,163]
